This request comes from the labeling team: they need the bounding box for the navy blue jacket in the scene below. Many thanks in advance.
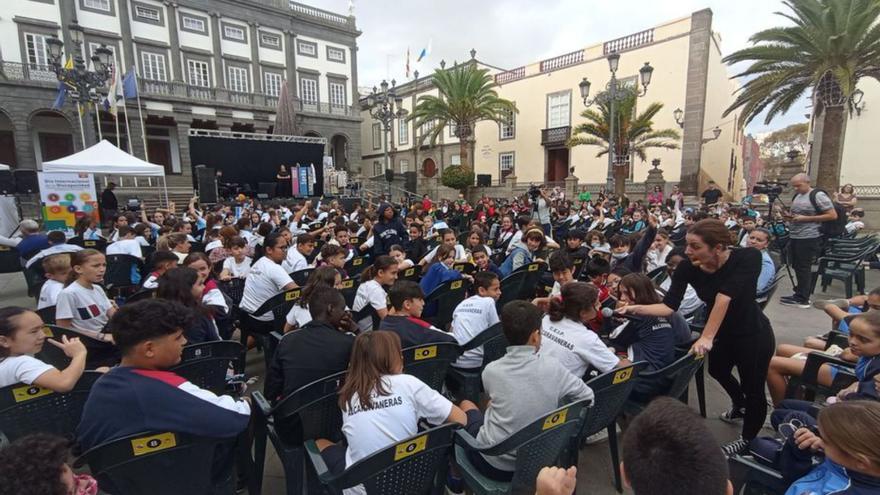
[372,203,406,257]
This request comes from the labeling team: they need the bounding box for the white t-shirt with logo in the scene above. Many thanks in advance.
[341,374,452,494]
[55,282,113,340]
[106,238,143,259]
[0,355,54,388]
[540,315,619,377]
[282,246,309,273]
[222,256,253,278]
[451,295,500,369]
[420,244,467,264]
[352,280,387,331]
[239,257,293,321]
[37,279,64,310]
[285,304,312,328]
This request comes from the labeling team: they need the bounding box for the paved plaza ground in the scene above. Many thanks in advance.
[4,268,875,494]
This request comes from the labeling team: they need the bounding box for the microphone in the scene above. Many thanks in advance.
[601,307,643,321]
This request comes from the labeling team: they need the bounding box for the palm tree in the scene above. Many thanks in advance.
[722,0,880,192]
[408,63,517,172]
[568,88,680,194]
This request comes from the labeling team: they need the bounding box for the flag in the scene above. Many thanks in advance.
[405,47,410,78]
[417,39,432,62]
[51,56,75,110]
[122,67,138,99]
[105,65,124,116]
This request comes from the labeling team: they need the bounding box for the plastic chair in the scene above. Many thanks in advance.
[169,340,243,395]
[401,342,462,393]
[36,305,56,325]
[423,278,471,331]
[445,323,505,403]
[0,371,100,443]
[35,324,102,369]
[0,245,21,274]
[305,422,459,495]
[124,288,156,304]
[238,288,302,373]
[784,352,857,403]
[398,265,422,282]
[104,254,145,294]
[730,454,789,495]
[339,278,360,309]
[563,363,649,493]
[757,272,785,310]
[23,262,45,298]
[496,262,546,308]
[452,262,476,276]
[810,242,878,298]
[454,399,591,495]
[252,371,346,495]
[75,431,233,495]
[345,256,369,279]
[190,241,206,253]
[70,238,108,252]
[289,267,315,287]
[623,352,705,416]
[218,278,246,307]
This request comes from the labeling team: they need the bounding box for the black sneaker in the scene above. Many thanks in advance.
[721,437,751,457]
[719,407,746,424]
[780,296,811,309]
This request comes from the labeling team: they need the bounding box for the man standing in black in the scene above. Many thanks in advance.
[100,182,119,228]
[701,181,723,207]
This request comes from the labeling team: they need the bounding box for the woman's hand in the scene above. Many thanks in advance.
[690,335,714,356]
[616,304,641,316]
[794,428,824,452]
[48,335,87,359]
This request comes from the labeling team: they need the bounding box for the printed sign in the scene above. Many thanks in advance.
[37,172,99,236]
[13,385,53,403]
[414,345,437,360]
[542,408,569,430]
[613,367,634,384]
[394,434,427,461]
[131,432,177,456]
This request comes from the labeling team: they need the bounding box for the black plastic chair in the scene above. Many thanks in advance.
[35,325,98,369]
[23,262,45,298]
[352,304,381,332]
[252,371,346,495]
[290,267,315,287]
[339,278,359,309]
[810,242,878,298]
[218,278,246,308]
[401,342,462,393]
[423,278,471,331]
[345,256,369,279]
[75,431,233,495]
[496,262,546,308]
[70,238,108,252]
[169,340,243,395]
[452,262,476,276]
[0,371,100,444]
[454,399,591,495]
[730,454,789,495]
[36,305,56,325]
[623,352,705,416]
[757,272,785,310]
[398,264,422,282]
[124,288,156,304]
[306,423,459,495]
[784,352,857,403]
[445,323,506,403]
[104,254,145,295]
[238,288,302,373]
[0,245,21,273]
[190,241,206,253]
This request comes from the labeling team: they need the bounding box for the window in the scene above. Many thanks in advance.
[449,123,457,138]
[264,72,282,97]
[187,59,210,87]
[547,92,570,128]
[373,161,382,177]
[300,77,318,103]
[227,66,249,93]
[420,119,436,136]
[327,46,345,63]
[329,81,346,107]
[141,51,167,81]
[500,107,515,139]
[372,123,381,150]
[134,5,160,22]
[297,40,317,57]
[223,24,246,41]
[398,118,408,145]
[260,32,281,49]
[451,154,461,166]
[499,152,515,179]
[83,0,110,11]
[182,15,206,33]
[25,33,49,67]
[399,159,410,173]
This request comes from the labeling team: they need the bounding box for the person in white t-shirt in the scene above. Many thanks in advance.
[452,272,502,369]
[658,248,704,317]
[240,233,297,322]
[645,230,673,274]
[352,255,399,331]
[219,236,252,280]
[283,266,343,332]
[541,282,626,378]
[419,230,468,266]
[313,331,479,492]
[282,233,316,274]
[37,254,71,311]
[106,226,144,259]
[0,307,90,390]
[532,251,575,312]
[388,245,414,271]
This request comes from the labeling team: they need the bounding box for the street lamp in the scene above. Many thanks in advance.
[579,52,653,196]
[702,126,722,144]
[673,107,684,128]
[366,79,409,199]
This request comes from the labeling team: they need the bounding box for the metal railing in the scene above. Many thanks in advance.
[539,50,584,73]
[853,185,880,198]
[229,90,254,105]
[494,66,525,85]
[289,1,353,27]
[0,61,59,83]
[541,126,572,146]
[603,28,655,55]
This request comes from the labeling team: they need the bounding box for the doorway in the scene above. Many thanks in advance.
[546,148,569,182]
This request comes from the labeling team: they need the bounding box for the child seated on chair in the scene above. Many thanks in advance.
[0,433,99,495]
[805,288,880,350]
[352,255,398,331]
[472,248,503,278]
[219,236,252,281]
[142,251,180,290]
[378,281,457,348]
[37,254,71,311]
[469,301,594,481]
[532,251,576,311]
[451,272,501,370]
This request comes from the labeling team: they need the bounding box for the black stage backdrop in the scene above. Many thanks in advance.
[188,136,324,197]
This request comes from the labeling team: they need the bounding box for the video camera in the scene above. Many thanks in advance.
[752,181,785,196]
[528,184,541,200]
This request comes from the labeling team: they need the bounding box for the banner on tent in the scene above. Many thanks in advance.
[37,172,99,235]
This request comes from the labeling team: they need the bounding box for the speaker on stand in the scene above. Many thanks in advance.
[194,165,218,205]
[0,170,14,195]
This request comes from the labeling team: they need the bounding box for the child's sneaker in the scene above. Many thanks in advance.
[719,406,746,424]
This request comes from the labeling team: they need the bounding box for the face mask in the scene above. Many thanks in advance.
[612,252,628,260]
[591,242,601,248]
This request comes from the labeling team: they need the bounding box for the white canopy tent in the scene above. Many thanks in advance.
[43,140,168,204]
[0,164,10,170]
[0,164,15,236]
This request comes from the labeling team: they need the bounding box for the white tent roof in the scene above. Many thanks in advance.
[43,140,165,176]
[0,164,10,171]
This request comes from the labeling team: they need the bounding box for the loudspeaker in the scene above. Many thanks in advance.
[0,171,13,195]
[13,170,38,194]
[258,182,276,198]
[340,197,360,212]
[194,165,218,204]
[385,169,394,183]
[476,174,491,187]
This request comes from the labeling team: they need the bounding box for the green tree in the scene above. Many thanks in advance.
[408,63,517,173]
[761,122,809,165]
[568,88,680,193]
[722,0,880,192]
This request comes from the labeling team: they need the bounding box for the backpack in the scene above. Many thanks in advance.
[793,189,848,238]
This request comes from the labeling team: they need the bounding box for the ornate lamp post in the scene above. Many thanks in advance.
[45,20,113,147]
[579,52,654,196]
[366,79,408,198]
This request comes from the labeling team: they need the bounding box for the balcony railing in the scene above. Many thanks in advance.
[229,90,254,105]
[541,126,571,147]
[494,66,525,85]
[539,50,584,73]
[603,28,655,55]
[289,1,354,27]
[0,61,60,84]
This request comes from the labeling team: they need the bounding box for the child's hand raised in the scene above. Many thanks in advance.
[48,335,87,359]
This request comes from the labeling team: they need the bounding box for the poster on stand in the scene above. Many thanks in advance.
[37,172,99,236]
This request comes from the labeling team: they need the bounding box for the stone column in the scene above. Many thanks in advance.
[166,2,183,82]
[209,12,224,89]
[116,0,135,70]
[248,22,262,94]
[564,174,579,200]
[175,114,193,176]
[283,30,297,96]
[678,9,713,197]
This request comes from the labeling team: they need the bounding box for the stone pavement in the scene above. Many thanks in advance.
[3,268,875,494]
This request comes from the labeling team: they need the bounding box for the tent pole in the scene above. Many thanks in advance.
[162,176,169,208]
[75,102,86,148]
[94,102,103,142]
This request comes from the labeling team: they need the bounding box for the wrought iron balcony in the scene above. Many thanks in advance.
[541,126,571,147]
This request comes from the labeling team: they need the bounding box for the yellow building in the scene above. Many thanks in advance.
[361,9,745,200]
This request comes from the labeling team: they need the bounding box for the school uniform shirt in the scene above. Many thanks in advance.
[0,355,54,388]
[142,273,160,290]
[25,244,83,269]
[284,304,312,329]
[341,374,452,494]
[222,256,253,278]
[77,366,250,451]
[659,277,703,317]
[202,279,229,312]
[240,257,294,321]
[205,239,223,252]
[378,315,457,349]
[106,238,143,259]
[609,317,675,372]
[419,263,463,297]
[451,295,500,368]
[420,244,468,265]
[645,244,672,273]
[352,280,387,331]
[37,279,64,310]
[540,315,620,378]
[282,246,310,274]
[55,283,113,340]
[505,231,524,255]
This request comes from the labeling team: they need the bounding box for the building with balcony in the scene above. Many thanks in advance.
[0,0,361,197]
[361,9,746,200]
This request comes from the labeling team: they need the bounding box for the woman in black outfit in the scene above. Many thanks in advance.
[276,164,292,198]
[620,219,774,455]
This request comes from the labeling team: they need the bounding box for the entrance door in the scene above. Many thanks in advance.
[0,131,15,166]
[546,148,569,182]
[147,139,173,174]
[38,133,74,162]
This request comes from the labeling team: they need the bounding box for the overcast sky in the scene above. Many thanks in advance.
[308,0,809,135]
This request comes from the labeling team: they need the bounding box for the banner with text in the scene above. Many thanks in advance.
[38,172,99,235]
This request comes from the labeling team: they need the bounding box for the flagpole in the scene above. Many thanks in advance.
[133,70,149,161]
[122,104,133,153]
[75,102,86,148]
[93,102,104,141]
[114,112,121,148]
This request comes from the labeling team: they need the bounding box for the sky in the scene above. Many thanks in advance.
[307,0,809,135]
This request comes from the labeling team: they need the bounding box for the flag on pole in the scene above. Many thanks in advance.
[405,47,411,78]
[51,56,75,110]
[417,39,432,62]
[122,68,138,99]
[104,66,124,116]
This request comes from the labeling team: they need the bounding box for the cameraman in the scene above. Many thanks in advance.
[530,185,552,236]
[780,173,837,308]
